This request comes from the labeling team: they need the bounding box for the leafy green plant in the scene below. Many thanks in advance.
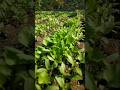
[35,11,83,39]
[86,0,114,40]
[0,0,33,25]
[35,11,85,90]
[0,0,35,90]
[0,26,34,90]
[36,0,84,11]
[85,0,120,90]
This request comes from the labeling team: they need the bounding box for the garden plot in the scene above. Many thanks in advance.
[35,11,85,90]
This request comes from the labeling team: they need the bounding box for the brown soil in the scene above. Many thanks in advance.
[70,80,85,90]
[35,36,44,46]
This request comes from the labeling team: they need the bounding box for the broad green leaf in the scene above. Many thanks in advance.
[5,47,22,53]
[43,37,52,46]
[59,62,65,75]
[66,54,74,66]
[5,58,15,65]
[47,55,54,61]
[37,68,50,84]
[72,75,83,81]
[42,48,50,52]
[36,51,41,54]
[75,67,82,76]
[55,76,65,88]
[36,84,42,90]
[17,53,34,60]
[35,54,40,59]
[52,61,58,68]
[77,52,83,61]
[46,85,59,90]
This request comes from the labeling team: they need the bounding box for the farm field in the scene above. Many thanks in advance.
[0,0,120,90]
[35,11,85,90]
[35,0,120,90]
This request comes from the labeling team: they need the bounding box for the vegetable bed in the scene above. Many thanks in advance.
[35,11,85,90]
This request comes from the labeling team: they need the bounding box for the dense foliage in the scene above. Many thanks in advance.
[0,27,34,90]
[0,0,34,26]
[0,0,120,90]
[85,0,120,90]
[0,0,34,90]
[36,0,84,11]
[35,11,85,90]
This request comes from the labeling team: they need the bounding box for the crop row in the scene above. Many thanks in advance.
[35,11,85,90]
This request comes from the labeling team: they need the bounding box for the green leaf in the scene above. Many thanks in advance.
[43,37,52,46]
[55,76,65,88]
[47,55,54,61]
[46,85,59,90]
[35,54,40,59]
[18,26,34,47]
[5,47,22,53]
[52,61,58,68]
[72,75,83,81]
[4,47,23,65]
[42,47,50,52]
[37,68,50,84]
[103,59,120,88]
[77,52,83,61]
[36,84,42,90]
[24,77,35,90]
[75,67,82,76]
[5,58,15,65]
[85,71,97,90]
[45,58,51,70]
[17,53,34,60]
[59,62,65,75]
[66,54,74,66]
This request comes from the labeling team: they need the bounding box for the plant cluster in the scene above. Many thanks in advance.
[35,11,69,39]
[0,0,34,26]
[0,0,35,89]
[0,26,34,90]
[35,11,85,90]
[36,0,84,11]
[35,11,84,39]
[85,0,120,90]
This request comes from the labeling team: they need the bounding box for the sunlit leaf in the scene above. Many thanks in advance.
[55,76,65,88]
[37,68,50,84]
